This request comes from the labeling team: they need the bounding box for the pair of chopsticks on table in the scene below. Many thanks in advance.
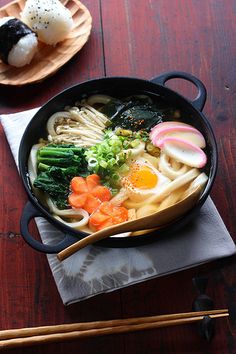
[0,309,229,349]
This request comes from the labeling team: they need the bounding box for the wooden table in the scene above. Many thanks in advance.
[0,0,236,353]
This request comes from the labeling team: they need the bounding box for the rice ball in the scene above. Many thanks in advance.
[21,0,74,45]
[0,17,38,67]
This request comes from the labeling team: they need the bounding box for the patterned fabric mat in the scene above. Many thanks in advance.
[1,108,235,304]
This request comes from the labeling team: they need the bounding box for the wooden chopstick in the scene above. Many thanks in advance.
[0,309,229,349]
[0,309,228,339]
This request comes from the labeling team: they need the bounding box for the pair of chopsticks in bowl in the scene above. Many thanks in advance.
[0,309,229,349]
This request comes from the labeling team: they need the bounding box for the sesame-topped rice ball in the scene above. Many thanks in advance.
[21,0,73,45]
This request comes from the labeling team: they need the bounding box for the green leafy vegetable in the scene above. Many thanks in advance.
[37,144,86,168]
[34,167,72,208]
[34,144,88,208]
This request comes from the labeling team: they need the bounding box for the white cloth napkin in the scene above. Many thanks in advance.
[1,108,235,305]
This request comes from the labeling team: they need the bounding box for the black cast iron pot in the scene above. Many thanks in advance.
[19,71,218,253]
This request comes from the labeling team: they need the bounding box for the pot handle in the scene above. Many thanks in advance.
[20,201,78,254]
[151,71,207,111]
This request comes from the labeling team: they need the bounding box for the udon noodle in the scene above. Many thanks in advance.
[28,94,208,235]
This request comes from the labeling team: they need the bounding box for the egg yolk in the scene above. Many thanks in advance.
[129,164,158,189]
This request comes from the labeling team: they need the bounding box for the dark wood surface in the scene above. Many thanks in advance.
[0,0,236,353]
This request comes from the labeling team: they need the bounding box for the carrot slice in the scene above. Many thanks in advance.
[112,214,127,225]
[86,174,100,191]
[96,219,114,231]
[89,202,129,231]
[69,174,113,216]
[91,186,112,202]
[99,201,115,216]
[89,210,110,227]
[68,192,88,208]
[111,206,129,225]
[71,177,88,194]
[83,194,101,214]
[113,206,129,218]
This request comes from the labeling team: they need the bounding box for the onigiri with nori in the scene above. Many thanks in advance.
[0,17,38,67]
[21,0,74,46]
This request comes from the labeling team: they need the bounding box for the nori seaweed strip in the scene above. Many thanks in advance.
[107,98,164,132]
[0,18,36,64]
